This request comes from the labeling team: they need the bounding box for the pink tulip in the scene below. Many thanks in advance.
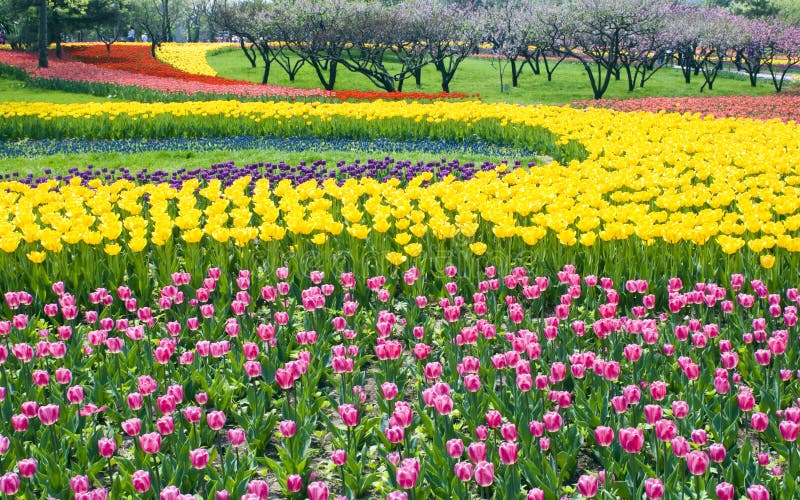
[779,420,799,441]
[499,441,519,464]
[543,411,562,432]
[672,400,689,419]
[20,401,38,417]
[671,436,690,458]
[396,461,419,489]
[279,420,297,438]
[131,470,151,493]
[594,426,614,446]
[67,385,85,404]
[98,437,116,457]
[228,428,246,447]
[709,443,726,463]
[189,448,209,469]
[467,442,487,463]
[307,481,329,500]
[644,405,662,424]
[644,477,664,499]
[446,438,464,458]
[0,472,20,495]
[686,450,709,475]
[207,410,226,430]
[338,404,359,427]
[474,461,494,487]
[525,488,544,500]
[746,485,769,500]
[485,409,502,428]
[287,474,302,492]
[618,427,644,453]
[246,479,269,499]
[710,482,734,500]
[37,404,59,425]
[577,474,599,497]
[157,416,174,435]
[139,432,162,454]
[501,423,518,441]
[454,461,473,481]
[17,458,37,478]
[70,475,89,493]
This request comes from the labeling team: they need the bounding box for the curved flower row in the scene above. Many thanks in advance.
[60,43,472,101]
[5,158,529,190]
[154,42,231,77]
[575,94,800,122]
[0,99,798,269]
[0,49,327,99]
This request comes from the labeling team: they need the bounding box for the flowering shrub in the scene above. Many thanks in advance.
[0,261,797,499]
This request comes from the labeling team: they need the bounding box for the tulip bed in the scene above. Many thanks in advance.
[575,94,800,122]
[1,257,799,500]
[3,41,800,500]
[0,45,470,102]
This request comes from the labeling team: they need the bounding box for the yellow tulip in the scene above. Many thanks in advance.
[469,242,487,255]
[26,251,46,263]
[386,252,407,266]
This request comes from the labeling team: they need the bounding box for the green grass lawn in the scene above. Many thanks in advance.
[0,76,111,103]
[207,47,790,105]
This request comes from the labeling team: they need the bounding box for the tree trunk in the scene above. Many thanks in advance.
[240,39,256,68]
[327,60,337,90]
[261,59,270,84]
[413,67,421,86]
[37,0,48,68]
[434,61,451,93]
[510,59,518,87]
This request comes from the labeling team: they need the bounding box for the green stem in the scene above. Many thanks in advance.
[151,454,161,496]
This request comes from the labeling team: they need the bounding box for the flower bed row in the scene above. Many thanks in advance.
[0,136,536,166]
[0,46,472,102]
[63,44,472,102]
[575,94,800,122]
[4,157,530,191]
[0,260,797,499]
[0,49,327,100]
[0,100,797,288]
[0,99,582,162]
[154,43,229,77]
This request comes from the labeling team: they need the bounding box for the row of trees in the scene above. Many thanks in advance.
[0,0,211,65]
[212,0,800,98]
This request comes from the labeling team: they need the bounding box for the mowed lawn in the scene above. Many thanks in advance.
[207,47,790,105]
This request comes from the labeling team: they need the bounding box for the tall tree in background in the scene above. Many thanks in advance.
[37,0,46,66]
[707,0,778,18]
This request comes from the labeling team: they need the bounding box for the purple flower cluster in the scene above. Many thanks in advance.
[9,158,531,190]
